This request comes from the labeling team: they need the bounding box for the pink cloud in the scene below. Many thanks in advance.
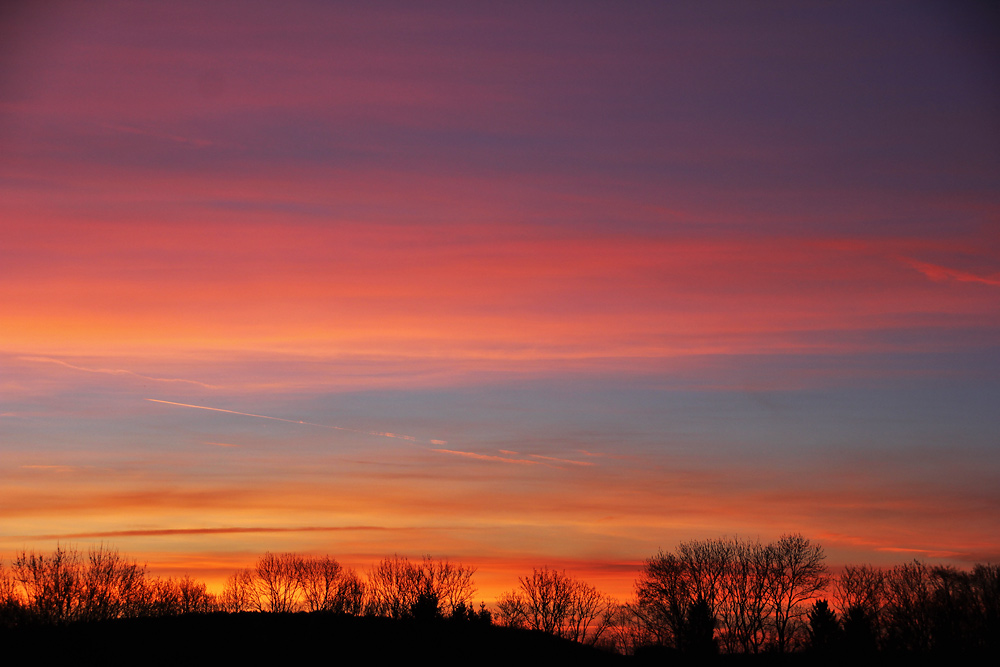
[900,256,1000,287]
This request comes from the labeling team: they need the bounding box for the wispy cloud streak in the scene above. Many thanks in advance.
[431,448,596,470]
[19,525,397,541]
[146,398,438,444]
[432,449,539,466]
[901,257,1000,287]
[22,357,218,388]
[529,454,594,467]
[100,122,215,147]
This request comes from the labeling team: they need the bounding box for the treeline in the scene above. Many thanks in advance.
[0,547,214,626]
[217,552,488,623]
[814,560,1000,655]
[2,537,998,657]
[627,535,1000,657]
[0,548,488,628]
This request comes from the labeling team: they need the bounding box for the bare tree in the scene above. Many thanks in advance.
[220,568,255,612]
[969,563,1000,649]
[636,538,734,651]
[883,560,935,652]
[13,546,85,624]
[497,567,611,644]
[364,555,476,619]
[144,576,182,616]
[0,561,16,604]
[9,546,189,623]
[767,534,829,652]
[179,575,215,613]
[835,564,885,618]
[677,537,733,618]
[638,535,832,654]
[519,567,575,635]
[299,555,343,612]
[79,546,148,621]
[0,560,23,628]
[717,538,773,653]
[496,589,528,628]
[635,550,689,647]
[252,552,304,613]
[834,563,885,647]
[328,568,365,615]
[365,554,422,619]
[605,602,655,655]
[564,579,614,645]
[419,556,476,616]
[294,555,364,615]
[219,553,363,615]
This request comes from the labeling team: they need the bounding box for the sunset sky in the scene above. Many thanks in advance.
[2,1,998,600]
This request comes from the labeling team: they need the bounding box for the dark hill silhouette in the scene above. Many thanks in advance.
[2,612,625,666]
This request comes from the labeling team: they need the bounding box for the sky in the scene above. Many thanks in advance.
[2,0,999,601]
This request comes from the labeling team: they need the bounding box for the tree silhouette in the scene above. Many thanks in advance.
[605,602,655,656]
[410,589,441,621]
[364,555,475,619]
[519,566,575,635]
[680,596,717,656]
[768,533,829,652]
[806,599,840,654]
[496,589,527,628]
[12,546,84,624]
[327,568,365,615]
[497,566,612,645]
[637,535,829,653]
[7,546,218,624]
[253,552,303,613]
[177,574,216,613]
[448,601,492,626]
[0,560,25,628]
[834,563,885,639]
[970,563,1000,652]
[883,560,934,652]
[299,555,343,612]
[635,550,689,647]
[717,538,772,653]
[220,568,255,612]
[144,574,217,616]
[842,604,878,655]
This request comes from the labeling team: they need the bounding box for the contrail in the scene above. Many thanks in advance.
[146,400,599,471]
[529,454,594,467]
[22,356,218,388]
[145,399,429,443]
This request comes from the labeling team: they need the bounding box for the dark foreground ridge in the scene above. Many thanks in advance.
[5,612,991,667]
[3,612,625,666]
